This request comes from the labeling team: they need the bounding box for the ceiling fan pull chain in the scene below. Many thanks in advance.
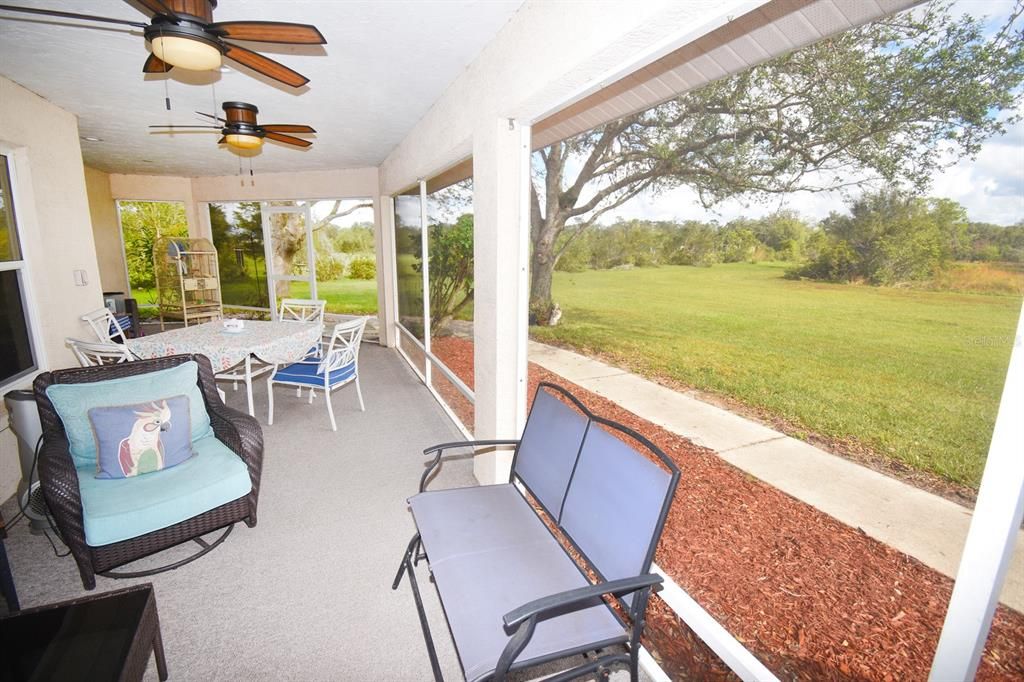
[211,81,218,124]
[160,26,171,110]
[249,157,255,186]
[238,154,243,186]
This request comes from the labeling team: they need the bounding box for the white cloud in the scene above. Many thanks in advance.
[931,118,1024,224]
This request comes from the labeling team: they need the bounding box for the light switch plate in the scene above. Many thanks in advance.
[73,269,88,286]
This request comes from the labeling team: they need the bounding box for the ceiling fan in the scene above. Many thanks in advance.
[0,1,326,88]
[150,101,315,150]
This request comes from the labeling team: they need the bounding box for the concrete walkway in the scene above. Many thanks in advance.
[528,341,1024,613]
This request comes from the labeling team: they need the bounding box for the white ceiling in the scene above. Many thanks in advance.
[0,0,523,176]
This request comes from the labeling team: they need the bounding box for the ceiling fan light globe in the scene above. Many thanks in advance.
[150,35,221,71]
[225,133,263,150]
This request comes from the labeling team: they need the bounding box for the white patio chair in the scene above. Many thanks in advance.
[279,298,327,325]
[66,337,134,366]
[267,317,367,431]
[279,298,327,396]
[81,307,129,344]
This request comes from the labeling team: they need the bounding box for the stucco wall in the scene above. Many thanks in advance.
[109,167,379,242]
[110,168,378,203]
[84,166,128,293]
[189,168,379,203]
[0,75,105,501]
[107,173,201,237]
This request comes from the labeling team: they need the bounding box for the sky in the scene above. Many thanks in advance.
[327,1,1024,230]
[594,0,1024,227]
[599,113,1024,226]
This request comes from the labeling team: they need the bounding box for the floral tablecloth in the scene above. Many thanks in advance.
[127,320,322,372]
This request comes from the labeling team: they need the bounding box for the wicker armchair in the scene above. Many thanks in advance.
[33,354,263,590]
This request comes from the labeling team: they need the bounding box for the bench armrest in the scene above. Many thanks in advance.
[423,439,520,456]
[502,573,663,630]
[493,573,663,679]
[419,439,520,492]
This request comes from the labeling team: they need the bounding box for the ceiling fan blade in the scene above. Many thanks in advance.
[148,124,221,129]
[196,111,228,123]
[0,4,147,28]
[261,124,316,134]
[127,0,179,19]
[143,52,173,73]
[208,21,326,45]
[265,132,312,148]
[218,137,227,144]
[223,42,309,88]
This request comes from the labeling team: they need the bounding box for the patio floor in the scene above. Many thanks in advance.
[1,344,642,680]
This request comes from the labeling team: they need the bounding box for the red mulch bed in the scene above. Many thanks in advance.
[429,336,1024,681]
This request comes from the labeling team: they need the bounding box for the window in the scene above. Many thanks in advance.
[0,154,37,385]
[208,199,379,315]
[117,200,189,307]
[394,187,424,341]
[208,202,269,309]
[426,174,474,431]
[309,199,377,316]
[392,163,476,433]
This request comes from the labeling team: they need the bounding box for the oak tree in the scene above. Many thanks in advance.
[530,1,1024,322]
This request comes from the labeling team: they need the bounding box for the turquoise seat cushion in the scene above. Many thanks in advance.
[76,436,252,547]
[271,360,355,387]
[46,361,213,470]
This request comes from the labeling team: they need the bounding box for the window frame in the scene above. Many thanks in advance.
[0,147,45,392]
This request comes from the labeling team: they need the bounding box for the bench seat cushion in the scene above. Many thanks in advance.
[409,484,626,682]
[270,360,355,387]
[76,435,252,547]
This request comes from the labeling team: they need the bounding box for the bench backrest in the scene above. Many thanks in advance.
[511,383,680,604]
[514,388,590,517]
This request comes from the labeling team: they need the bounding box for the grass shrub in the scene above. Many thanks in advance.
[928,262,1024,296]
[348,256,377,280]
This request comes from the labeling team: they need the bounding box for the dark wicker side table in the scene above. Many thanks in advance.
[0,583,168,681]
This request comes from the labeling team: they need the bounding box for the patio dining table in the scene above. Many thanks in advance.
[127,320,323,417]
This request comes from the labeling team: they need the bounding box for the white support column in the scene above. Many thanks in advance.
[374,194,398,347]
[472,117,531,484]
[930,302,1024,680]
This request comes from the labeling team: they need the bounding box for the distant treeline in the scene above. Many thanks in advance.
[555,191,1024,285]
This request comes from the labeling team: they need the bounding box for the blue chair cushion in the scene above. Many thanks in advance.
[47,361,213,470]
[110,315,131,336]
[76,436,252,547]
[271,360,355,387]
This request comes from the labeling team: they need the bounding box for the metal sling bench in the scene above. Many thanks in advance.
[393,382,681,682]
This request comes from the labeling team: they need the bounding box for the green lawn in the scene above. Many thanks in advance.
[132,277,378,315]
[531,262,1022,488]
[291,279,377,315]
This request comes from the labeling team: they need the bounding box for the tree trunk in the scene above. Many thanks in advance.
[530,248,555,323]
[529,212,566,324]
[270,212,304,299]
